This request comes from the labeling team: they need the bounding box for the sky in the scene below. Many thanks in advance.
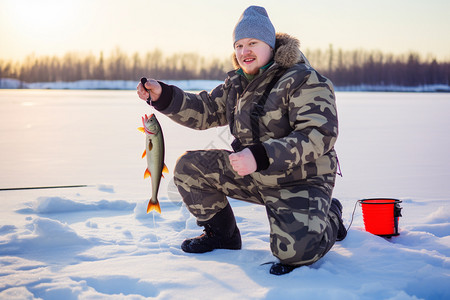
[1,0,449,62]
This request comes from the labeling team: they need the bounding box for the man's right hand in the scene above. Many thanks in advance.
[137,78,162,103]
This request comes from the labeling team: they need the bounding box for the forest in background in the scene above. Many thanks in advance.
[0,46,449,87]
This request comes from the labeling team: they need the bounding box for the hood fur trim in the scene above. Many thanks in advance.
[232,32,303,69]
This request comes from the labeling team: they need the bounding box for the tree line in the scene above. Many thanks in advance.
[307,45,449,87]
[1,46,449,87]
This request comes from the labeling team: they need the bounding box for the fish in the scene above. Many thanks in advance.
[138,113,168,214]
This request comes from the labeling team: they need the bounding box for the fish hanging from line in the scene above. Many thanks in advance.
[138,113,168,214]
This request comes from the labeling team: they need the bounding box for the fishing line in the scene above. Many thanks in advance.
[152,211,163,251]
[141,77,154,110]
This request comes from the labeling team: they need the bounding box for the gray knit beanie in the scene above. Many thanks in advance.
[233,6,276,49]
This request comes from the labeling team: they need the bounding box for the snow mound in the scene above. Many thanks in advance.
[426,206,450,224]
[96,184,115,193]
[29,217,90,247]
[28,196,135,214]
[0,217,91,260]
[0,287,36,300]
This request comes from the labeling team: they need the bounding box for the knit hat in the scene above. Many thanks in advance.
[233,6,276,49]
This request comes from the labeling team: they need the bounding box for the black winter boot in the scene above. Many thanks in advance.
[330,198,347,241]
[269,263,298,275]
[181,203,242,253]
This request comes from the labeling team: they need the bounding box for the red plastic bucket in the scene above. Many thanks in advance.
[358,198,402,237]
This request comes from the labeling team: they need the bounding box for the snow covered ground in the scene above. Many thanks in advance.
[0,89,449,299]
[1,78,449,93]
[0,78,225,92]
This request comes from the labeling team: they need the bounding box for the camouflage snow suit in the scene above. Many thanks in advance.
[154,33,341,267]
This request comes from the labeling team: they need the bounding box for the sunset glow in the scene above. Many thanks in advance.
[4,0,75,32]
[1,0,449,62]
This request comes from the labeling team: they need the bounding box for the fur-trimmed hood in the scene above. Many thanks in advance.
[232,32,309,70]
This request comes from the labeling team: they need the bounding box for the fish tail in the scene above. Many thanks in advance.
[147,199,161,214]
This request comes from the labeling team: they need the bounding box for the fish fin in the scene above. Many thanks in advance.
[141,150,146,158]
[162,164,169,174]
[148,140,153,151]
[147,199,161,214]
[144,169,151,179]
[138,127,145,133]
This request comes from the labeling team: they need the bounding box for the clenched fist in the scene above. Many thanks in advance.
[229,148,257,176]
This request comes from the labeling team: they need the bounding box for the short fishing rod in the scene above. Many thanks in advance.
[0,184,88,191]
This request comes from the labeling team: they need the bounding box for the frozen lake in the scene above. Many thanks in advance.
[1,89,449,200]
[0,89,449,299]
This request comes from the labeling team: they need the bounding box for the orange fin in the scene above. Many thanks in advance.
[144,169,151,179]
[162,164,169,174]
[147,200,161,214]
[142,150,146,158]
[138,127,145,133]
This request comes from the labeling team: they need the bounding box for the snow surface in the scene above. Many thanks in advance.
[1,78,449,93]
[0,89,449,299]
[0,79,225,92]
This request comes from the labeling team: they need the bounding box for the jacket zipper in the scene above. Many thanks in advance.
[232,67,279,136]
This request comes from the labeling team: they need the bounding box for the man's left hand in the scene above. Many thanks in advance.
[229,148,257,176]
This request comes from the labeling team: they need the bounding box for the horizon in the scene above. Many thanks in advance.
[1,0,450,62]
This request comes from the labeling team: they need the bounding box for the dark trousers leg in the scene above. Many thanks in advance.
[174,150,263,222]
[174,149,339,265]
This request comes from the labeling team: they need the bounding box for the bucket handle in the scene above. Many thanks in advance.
[358,198,402,205]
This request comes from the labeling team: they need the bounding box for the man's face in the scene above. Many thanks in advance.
[234,38,273,75]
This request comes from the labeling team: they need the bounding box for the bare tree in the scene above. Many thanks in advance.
[1,47,449,88]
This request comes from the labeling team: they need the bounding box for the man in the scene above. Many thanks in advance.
[137,6,346,275]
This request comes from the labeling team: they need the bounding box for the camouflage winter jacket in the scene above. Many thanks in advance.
[155,33,338,187]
